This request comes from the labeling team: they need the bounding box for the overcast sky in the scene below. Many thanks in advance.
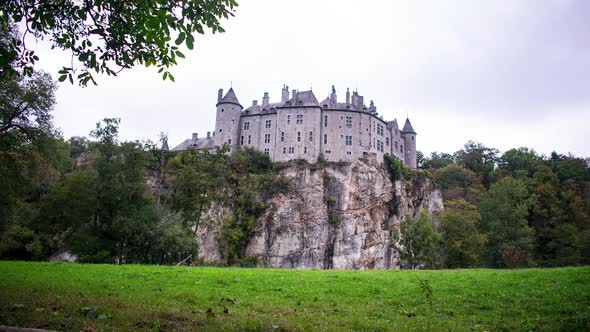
[33,0,589,157]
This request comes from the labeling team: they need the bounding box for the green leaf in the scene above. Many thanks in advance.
[186,34,194,50]
[58,75,67,82]
[168,73,175,82]
[175,50,185,58]
[175,32,186,45]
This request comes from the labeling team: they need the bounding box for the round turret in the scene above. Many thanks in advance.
[214,88,243,152]
[402,118,417,169]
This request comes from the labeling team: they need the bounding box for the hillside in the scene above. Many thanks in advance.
[0,262,588,331]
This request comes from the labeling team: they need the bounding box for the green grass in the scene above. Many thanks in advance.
[0,262,588,331]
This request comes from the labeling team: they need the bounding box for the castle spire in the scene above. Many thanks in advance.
[402,118,416,134]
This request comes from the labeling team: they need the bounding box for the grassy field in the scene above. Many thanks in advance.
[0,262,588,331]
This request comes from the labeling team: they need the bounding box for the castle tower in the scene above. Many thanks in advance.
[402,118,417,169]
[214,88,242,152]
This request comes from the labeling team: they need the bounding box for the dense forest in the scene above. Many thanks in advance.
[1,69,589,268]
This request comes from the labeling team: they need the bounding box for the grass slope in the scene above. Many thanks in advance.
[0,262,588,331]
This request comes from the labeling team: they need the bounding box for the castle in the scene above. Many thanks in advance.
[172,86,417,168]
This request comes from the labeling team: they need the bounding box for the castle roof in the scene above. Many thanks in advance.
[319,97,367,111]
[217,87,242,107]
[284,90,319,107]
[402,118,416,134]
[171,137,215,151]
[387,119,399,130]
[243,102,282,115]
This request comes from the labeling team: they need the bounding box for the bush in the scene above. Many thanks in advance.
[384,155,402,181]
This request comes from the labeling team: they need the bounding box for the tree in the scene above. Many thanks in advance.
[440,199,486,268]
[0,70,56,140]
[393,210,441,269]
[497,147,542,177]
[454,141,499,187]
[39,169,97,252]
[422,152,455,170]
[171,146,228,234]
[1,0,238,85]
[432,164,481,202]
[478,177,534,267]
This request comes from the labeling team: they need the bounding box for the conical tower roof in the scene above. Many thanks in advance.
[217,87,242,107]
[402,118,416,134]
[161,139,169,151]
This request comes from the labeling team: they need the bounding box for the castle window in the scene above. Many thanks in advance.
[248,135,251,144]
[347,151,352,155]
[288,147,295,154]
[412,136,414,141]
[324,115,328,127]
[221,108,224,112]
[345,135,352,146]
[283,147,286,154]
[296,114,303,125]
[324,134,328,144]
[264,134,271,144]
[325,150,331,154]
[265,120,272,128]
[264,148,269,155]
[281,132,285,142]
[228,139,231,144]
[219,129,222,132]
[346,116,352,128]
[377,124,384,136]
[304,147,307,154]
[309,131,313,142]
[386,137,390,146]
[240,136,244,145]
[297,132,301,142]
[244,122,250,130]
[377,140,384,152]
[287,115,291,125]
[395,141,398,150]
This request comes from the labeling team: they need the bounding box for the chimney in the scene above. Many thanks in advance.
[207,131,211,139]
[262,92,269,106]
[281,85,289,103]
[253,100,258,106]
[358,95,364,111]
[292,89,297,100]
[351,91,358,108]
[192,133,198,140]
[217,89,223,103]
[346,88,350,104]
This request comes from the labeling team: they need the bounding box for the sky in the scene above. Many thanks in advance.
[32,0,590,157]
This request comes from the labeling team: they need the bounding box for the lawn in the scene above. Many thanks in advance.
[0,262,588,331]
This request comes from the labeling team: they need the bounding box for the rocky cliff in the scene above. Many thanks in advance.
[196,155,443,269]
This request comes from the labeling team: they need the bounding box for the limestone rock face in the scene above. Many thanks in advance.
[196,156,443,269]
